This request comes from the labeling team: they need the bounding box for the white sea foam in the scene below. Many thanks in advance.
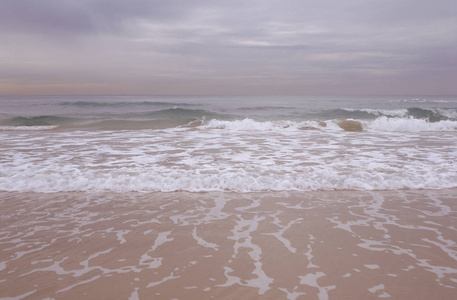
[364,117,457,132]
[2,165,455,193]
[342,108,409,118]
[299,272,336,300]
[437,108,457,119]
[128,288,139,300]
[368,284,390,298]
[204,117,457,133]
[0,121,456,193]
[1,289,37,299]
[364,264,380,270]
[146,273,180,288]
[203,118,322,131]
[192,227,219,251]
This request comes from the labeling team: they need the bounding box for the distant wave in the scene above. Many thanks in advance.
[336,107,457,122]
[1,108,235,130]
[137,107,230,119]
[336,108,408,118]
[70,107,233,130]
[114,108,237,126]
[392,98,457,104]
[8,115,71,126]
[237,106,298,111]
[59,101,196,108]
[3,107,456,132]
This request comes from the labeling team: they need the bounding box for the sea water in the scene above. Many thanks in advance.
[0,95,456,192]
[1,95,457,299]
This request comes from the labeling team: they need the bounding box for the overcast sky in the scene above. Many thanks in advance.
[1,0,456,95]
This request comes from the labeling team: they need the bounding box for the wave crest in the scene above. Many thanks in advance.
[201,117,457,133]
[338,107,457,121]
[9,115,69,126]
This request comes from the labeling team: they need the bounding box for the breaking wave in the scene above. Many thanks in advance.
[202,117,457,132]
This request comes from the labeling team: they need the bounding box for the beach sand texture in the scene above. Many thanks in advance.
[1,189,456,299]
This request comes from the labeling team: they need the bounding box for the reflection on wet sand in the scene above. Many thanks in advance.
[1,190,456,299]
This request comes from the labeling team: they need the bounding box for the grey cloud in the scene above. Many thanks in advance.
[1,0,456,95]
[0,0,214,36]
[1,1,96,35]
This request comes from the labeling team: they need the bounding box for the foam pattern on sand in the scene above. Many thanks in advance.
[1,190,456,299]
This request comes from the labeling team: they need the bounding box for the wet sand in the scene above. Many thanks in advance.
[1,189,457,299]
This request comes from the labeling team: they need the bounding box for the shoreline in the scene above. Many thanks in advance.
[1,189,457,299]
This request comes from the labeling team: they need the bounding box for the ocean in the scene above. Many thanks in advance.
[1,95,456,192]
[1,95,457,299]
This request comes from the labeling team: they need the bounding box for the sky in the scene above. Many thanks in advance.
[1,0,456,96]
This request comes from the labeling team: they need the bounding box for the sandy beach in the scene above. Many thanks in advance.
[1,189,456,299]
[2,0,457,297]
